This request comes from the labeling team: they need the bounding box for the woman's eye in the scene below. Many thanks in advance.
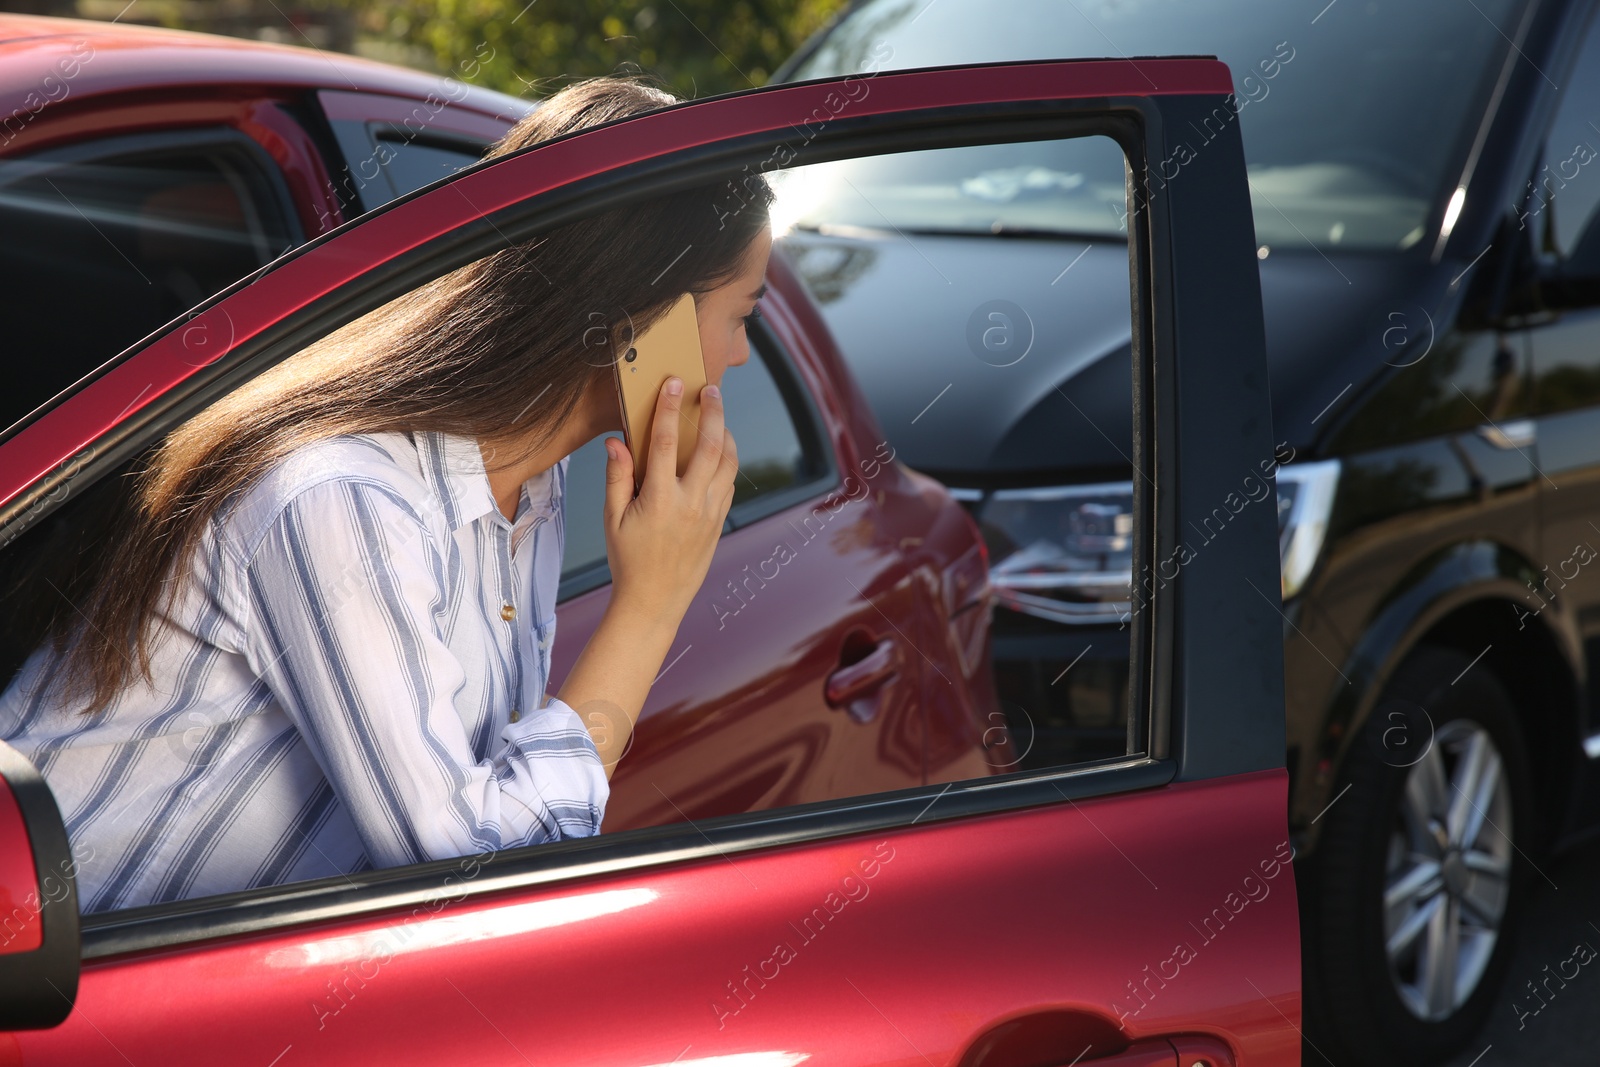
[743,305,763,327]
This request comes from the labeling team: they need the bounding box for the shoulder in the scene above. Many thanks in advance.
[215,433,440,566]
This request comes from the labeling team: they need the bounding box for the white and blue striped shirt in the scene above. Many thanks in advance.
[0,430,607,913]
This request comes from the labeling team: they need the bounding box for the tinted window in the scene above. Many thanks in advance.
[371,130,484,198]
[0,134,296,435]
[328,119,485,208]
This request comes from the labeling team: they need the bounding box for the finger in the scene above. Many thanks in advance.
[681,383,726,500]
[644,376,683,493]
[712,425,739,502]
[602,437,635,528]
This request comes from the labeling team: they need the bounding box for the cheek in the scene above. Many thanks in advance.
[697,323,723,378]
[729,331,752,369]
[702,331,747,385]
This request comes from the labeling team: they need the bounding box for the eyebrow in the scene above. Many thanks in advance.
[749,283,768,302]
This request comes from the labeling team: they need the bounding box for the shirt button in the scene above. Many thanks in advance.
[510,707,520,723]
[501,603,516,621]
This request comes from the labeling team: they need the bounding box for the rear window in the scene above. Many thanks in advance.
[0,132,298,435]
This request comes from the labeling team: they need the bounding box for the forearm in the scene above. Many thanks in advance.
[556,593,682,779]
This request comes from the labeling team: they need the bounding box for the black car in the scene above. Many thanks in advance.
[773,0,1600,1063]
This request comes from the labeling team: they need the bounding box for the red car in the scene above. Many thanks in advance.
[0,18,1301,1067]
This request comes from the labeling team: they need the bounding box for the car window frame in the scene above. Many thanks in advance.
[0,60,1281,961]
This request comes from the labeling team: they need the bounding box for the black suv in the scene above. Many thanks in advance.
[773,0,1600,1062]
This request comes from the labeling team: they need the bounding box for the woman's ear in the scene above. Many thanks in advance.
[580,311,636,369]
[611,318,636,362]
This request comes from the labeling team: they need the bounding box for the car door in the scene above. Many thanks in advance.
[0,58,1298,1065]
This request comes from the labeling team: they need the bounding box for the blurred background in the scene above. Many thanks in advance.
[0,0,843,97]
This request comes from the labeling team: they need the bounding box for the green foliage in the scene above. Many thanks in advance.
[342,0,848,99]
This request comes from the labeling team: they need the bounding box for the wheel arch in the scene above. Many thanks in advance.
[1293,538,1584,858]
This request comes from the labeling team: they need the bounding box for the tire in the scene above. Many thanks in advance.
[1302,644,1536,1066]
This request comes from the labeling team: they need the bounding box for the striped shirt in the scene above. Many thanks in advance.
[0,430,607,913]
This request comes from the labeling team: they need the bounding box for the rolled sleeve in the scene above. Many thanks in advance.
[499,696,606,838]
[239,477,609,869]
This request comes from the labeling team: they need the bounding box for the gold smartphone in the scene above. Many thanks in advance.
[613,291,708,491]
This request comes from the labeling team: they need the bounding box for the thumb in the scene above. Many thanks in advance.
[602,437,635,527]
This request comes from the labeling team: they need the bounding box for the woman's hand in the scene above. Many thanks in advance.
[602,377,740,623]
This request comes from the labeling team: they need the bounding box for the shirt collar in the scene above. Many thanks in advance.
[413,431,566,533]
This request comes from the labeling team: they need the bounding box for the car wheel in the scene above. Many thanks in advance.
[1304,644,1534,1066]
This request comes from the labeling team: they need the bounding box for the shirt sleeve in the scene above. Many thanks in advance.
[236,476,608,870]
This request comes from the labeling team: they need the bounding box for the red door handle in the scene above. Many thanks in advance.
[958,1011,1234,1067]
[1072,1039,1175,1065]
[1039,1035,1234,1067]
[825,638,899,723]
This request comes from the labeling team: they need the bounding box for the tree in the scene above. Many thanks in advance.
[344,0,848,99]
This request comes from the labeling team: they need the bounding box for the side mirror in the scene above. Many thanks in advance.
[0,741,80,1030]
[1537,213,1600,309]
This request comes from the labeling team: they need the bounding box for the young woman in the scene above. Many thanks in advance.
[0,77,774,912]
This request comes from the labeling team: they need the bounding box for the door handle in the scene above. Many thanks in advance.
[957,1010,1235,1067]
[1054,1035,1235,1067]
[1064,1039,1175,1065]
[825,638,899,723]
[1002,1035,1233,1067]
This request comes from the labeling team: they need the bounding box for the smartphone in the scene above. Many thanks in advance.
[613,291,709,492]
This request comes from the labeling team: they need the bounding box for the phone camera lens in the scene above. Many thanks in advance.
[624,348,637,363]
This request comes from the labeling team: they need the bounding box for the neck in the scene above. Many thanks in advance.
[480,373,619,521]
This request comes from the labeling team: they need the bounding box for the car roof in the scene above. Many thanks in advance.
[0,14,530,126]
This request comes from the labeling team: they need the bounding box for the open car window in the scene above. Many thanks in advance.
[0,60,1283,950]
[0,129,1135,914]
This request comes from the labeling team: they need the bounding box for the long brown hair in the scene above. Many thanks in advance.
[43,76,774,715]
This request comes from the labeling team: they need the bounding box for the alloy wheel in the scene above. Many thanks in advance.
[1383,718,1513,1021]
